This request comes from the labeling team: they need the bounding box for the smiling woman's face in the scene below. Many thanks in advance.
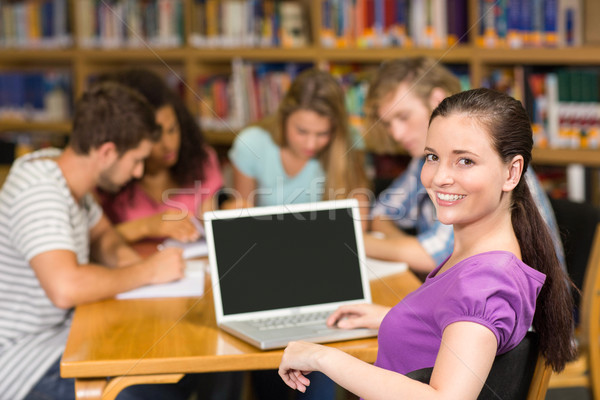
[421,114,511,228]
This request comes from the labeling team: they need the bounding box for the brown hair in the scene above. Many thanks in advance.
[365,57,461,153]
[70,81,160,156]
[258,69,368,198]
[430,88,576,372]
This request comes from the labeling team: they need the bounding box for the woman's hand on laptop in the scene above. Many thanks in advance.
[327,304,391,330]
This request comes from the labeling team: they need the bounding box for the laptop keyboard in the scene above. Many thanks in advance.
[250,311,331,331]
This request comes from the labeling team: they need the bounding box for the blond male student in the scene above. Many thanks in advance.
[0,82,186,400]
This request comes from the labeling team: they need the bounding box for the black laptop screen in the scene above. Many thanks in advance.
[211,208,365,316]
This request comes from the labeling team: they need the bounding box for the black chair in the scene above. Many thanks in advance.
[406,332,550,400]
[549,197,600,316]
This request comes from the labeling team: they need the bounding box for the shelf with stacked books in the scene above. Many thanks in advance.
[0,0,599,167]
[532,148,600,167]
[0,120,71,135]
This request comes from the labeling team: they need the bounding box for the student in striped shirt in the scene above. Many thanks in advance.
[0,82,186,399]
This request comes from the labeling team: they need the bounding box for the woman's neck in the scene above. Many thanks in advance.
[280,147,310,177]
[140,168,176,203]
[441,210,521,273]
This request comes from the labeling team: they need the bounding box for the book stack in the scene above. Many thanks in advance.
[477,0,583,48]
[0,0,71,48]
[0,70,71,122]
[77,0,184,49]
[189,0,308,48]
[320,0,468,48]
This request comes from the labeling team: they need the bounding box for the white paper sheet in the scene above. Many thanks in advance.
[364,257,408,281]
[116,260,206,299]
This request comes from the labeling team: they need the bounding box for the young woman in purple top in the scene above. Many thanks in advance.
[278,88,576,399]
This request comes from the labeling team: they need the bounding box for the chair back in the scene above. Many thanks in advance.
[549,198,600,314]
[526,354,552,400]
[549,198,600,398]
[579,225,600,395]
[406,332,547,400]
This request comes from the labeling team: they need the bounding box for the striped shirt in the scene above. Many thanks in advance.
[0,148,102,399]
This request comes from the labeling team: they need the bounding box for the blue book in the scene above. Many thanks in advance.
[374,0,384,39]
[24,73,45,111]
[42,1,55,39]
[0,75,7,111]
[6,73,25,110]
[519,0,532,45]
[544,0,558,45]
[507,0,522,47]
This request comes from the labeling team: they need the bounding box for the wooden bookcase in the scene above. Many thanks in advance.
[1,0,599,190]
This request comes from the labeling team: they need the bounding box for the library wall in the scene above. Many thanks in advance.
[0,0,599,204]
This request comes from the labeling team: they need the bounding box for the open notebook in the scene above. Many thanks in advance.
[203,199,378,350]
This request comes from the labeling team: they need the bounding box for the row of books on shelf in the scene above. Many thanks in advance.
[190,0,308,48]
[320,0,468,49]
[0,71,71,122]
[485,66,600,149]
[196,60,472,136]
[0,0,71,49]
[77,0,184,49]
[478,0,583,48]
[198,61,309,131]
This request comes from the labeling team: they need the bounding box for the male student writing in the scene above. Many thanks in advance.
[0,82,185,400]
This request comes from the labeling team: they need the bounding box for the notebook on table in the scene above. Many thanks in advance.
[203,199,378,350]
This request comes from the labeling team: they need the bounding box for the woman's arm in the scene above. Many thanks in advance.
[352,190,371,232]
[114,211,201,243]
[279,321,497,400]
[89,214,141,267]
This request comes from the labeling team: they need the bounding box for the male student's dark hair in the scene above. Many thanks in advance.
[70,81,161,155]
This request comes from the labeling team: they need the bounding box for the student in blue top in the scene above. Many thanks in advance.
[229,68,369,399]
[363,57,565,276]
[228,68,370,225]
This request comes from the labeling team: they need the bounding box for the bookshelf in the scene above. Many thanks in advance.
[1,0,599,192]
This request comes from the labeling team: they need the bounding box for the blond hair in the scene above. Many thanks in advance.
[364,57,462,153]
[257,69,368,199]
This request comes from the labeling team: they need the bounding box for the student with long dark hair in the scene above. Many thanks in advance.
[99,69,223,243]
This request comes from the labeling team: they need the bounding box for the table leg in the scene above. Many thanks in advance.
[74,374,185,400]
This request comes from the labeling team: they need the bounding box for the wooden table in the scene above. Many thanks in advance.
[61,266,421,400]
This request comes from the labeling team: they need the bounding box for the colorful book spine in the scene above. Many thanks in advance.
[0,70,71,121]
[544,0,559,46]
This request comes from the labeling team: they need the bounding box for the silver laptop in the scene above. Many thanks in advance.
[203,199,378,350]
